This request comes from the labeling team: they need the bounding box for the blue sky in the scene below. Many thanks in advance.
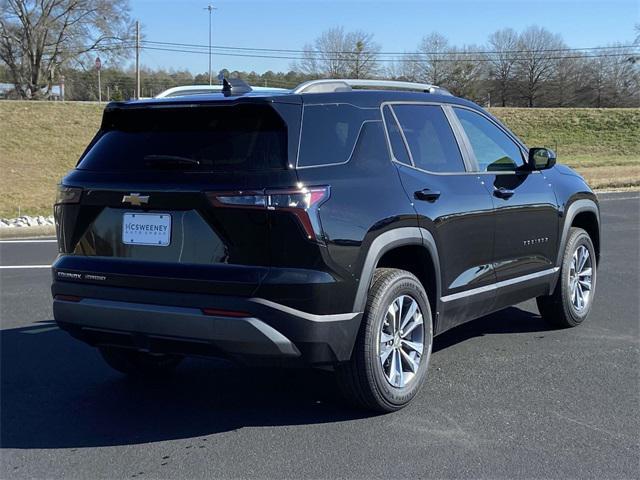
[130,0,639,74]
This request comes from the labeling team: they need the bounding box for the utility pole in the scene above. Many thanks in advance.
[135,20,141,99]
[95,56,102,103]
[205,4,216,85]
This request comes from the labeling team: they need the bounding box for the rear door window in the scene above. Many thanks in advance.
[78,104,288,172]
[392,104,466,173]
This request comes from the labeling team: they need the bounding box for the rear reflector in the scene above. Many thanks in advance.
[202,308,251,318]
[54,294,82,302]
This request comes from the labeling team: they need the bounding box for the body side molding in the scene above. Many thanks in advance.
[441,267,559,302]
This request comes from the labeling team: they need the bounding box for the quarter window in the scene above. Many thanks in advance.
[298,104,371,167]
[453,108,524,172]
[392,105,466,173]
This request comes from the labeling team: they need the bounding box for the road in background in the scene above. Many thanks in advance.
[0,192,638,479]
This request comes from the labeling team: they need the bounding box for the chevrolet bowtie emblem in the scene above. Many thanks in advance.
[122,193,150,206]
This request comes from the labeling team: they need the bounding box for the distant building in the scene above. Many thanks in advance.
[0,83,16,99]
[0,83,63,100]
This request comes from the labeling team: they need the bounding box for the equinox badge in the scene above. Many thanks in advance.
[122,193,150,206]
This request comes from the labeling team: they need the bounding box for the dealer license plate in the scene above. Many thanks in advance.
[122,213,171,246]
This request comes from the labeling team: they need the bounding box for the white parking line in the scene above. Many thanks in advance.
[0,265,51,269]
[0,239,57,243]
[599,196,640,202]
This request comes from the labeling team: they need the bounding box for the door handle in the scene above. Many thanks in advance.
[414,189,441,202]
[493,187,515,199]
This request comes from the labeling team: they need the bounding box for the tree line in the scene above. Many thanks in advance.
[293,26,639,107]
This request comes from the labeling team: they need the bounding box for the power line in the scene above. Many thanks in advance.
[42,38,638,60]
[141,39,638,56]
[140,45,639,63]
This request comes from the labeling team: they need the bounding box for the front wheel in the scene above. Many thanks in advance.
[337,268,433,412]
[537,227,597,328]
[99,347,183,377]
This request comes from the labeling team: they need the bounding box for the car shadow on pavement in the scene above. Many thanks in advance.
[1,306,554,449]
[433,304,558,353]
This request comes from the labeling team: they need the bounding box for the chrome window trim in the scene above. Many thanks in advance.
[441,267,559,302]
[442,105,476,172]
[383,105,415,166]
[380,105,410,166]
[299,102,379,110]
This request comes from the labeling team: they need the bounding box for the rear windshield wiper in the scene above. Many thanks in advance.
[144,155,200,169]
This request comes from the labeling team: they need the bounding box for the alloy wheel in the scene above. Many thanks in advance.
[569,245,593,312]
[378,295,425,388]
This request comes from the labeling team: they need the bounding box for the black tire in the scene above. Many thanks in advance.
[99,347,183,377]
[337,268,433,412]
[537,227,597,328]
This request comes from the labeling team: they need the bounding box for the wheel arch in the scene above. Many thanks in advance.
[353,227,441,330]
[571,210,600,264]
[551,198,600,291]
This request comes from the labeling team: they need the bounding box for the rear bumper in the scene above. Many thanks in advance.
[52,282,362,365]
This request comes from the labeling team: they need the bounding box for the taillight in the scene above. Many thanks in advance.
[206,186,330,242]
[55,185,82,204]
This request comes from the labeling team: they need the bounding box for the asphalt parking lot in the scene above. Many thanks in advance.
[0,192,638,479]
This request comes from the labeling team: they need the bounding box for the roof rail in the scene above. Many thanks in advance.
[292,79,451,95]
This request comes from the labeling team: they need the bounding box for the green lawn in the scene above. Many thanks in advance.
[0,101,638,218]
[490,107,640,190]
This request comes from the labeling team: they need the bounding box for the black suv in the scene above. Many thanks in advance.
[52,78,600,411]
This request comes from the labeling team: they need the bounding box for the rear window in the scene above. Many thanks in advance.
[297,104,375,167]
[78,104,287,172]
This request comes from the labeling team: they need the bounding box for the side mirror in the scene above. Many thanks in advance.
[528,147,556,170]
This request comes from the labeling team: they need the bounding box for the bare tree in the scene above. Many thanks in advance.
[387,32,452,85]
[387,53,422,82]
[549,52,585,106]
[587,44,640,107]
[346,31,381,78]
[0,0,133,99]
[445,45,486,100]
[292,26,380,78]
[487,28,518,106]
[514,26,566,107]
[417,32,450,85]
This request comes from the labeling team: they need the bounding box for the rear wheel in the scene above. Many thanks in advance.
[337,268,433,412]
[99,347,183,376]
[537,227,597,328]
